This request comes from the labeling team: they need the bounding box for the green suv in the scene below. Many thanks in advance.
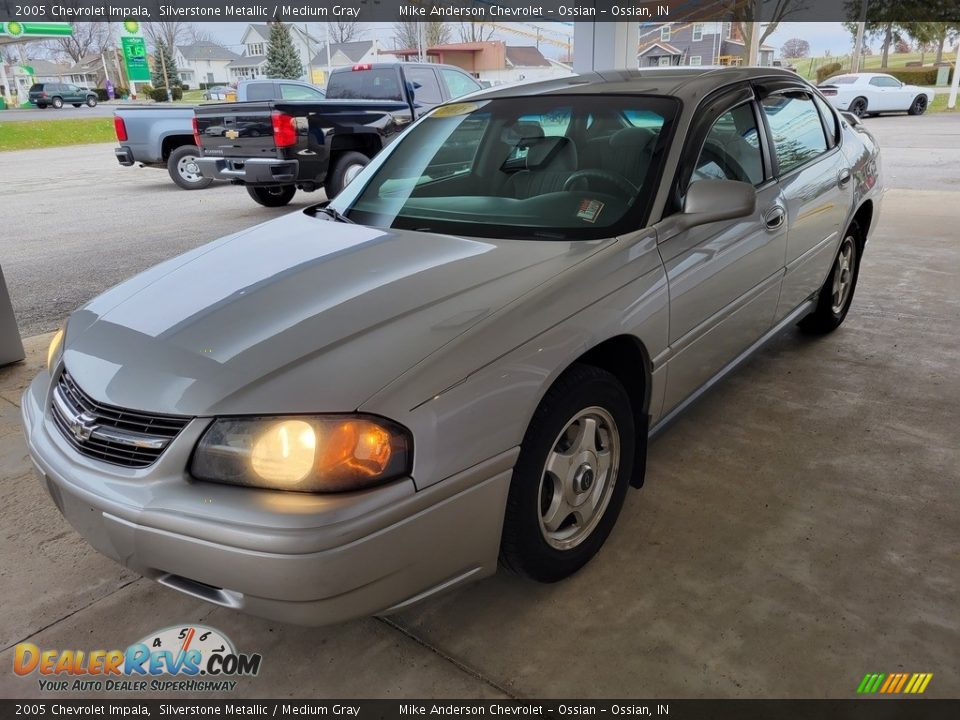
[29,83,98,109]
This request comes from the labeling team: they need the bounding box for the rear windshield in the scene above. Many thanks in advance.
[824,76,858,85]
[329,94,680,240]
[244,82,274,101]
[326,68,402,101]
[29,84,44,92]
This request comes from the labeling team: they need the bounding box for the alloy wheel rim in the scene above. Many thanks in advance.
[537,406,620,551]
[853,100,865,117]
[914,97,927,113]
[831,236,856,314]
[178,156,202,182]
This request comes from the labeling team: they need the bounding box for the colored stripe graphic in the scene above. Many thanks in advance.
[857,672,932,694]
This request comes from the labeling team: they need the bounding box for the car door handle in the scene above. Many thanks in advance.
[764,207,786,230]
[838,168,852,188]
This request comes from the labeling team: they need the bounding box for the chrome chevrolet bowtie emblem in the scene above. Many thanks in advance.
[68,411,98,443]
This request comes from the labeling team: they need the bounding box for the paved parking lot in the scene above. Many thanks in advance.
[0,114,957,699]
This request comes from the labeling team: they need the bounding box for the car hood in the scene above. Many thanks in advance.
[63,211,608,416]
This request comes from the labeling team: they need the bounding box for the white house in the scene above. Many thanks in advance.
[228,24,321,82]
[308,40,378,83]
[174,42,241,87]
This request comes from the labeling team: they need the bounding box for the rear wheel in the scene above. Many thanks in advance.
[849,97,868,118]
[908,95,928,116]
[246,184,296,207]
[51,96,63,109]
[324,151,369,198]
[167,145,214,190]
[799,226,861,335]
[500,364,635,582]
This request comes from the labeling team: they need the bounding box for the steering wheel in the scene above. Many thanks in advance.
[563,169,638,198]
[699,145,750,184]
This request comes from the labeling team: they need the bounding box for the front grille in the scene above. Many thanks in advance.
[50,371,191,468]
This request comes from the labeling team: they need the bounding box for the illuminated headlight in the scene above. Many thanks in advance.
[47,324,66,373]
[190,415,412,493]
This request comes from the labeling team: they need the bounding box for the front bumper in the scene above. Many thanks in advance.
[21,373,514,625]
[114,147,134,166]
[195,156,298,185]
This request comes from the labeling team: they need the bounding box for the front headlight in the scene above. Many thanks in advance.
[190,415,412,493]
[46,324,66,373]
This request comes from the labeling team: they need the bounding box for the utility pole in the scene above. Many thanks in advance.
[949,38,959,109]
[417,23,425,62]
[851,0,868,72]
[324,22,332,82]
[159,46,172,101]
[304,24,314,83]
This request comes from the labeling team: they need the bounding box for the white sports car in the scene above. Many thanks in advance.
[819,72,935,117]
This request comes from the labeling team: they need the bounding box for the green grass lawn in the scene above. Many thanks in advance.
[796,51,953,81]
[928,92,960,113]
[180,89,205,103]
[0,118,116,152]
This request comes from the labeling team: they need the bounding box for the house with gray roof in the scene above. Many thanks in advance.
[174,42,242,87]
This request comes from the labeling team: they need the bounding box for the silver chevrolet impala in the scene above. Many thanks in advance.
[23,68,883,624]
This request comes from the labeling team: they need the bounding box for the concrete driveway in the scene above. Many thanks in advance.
[0,115,957,699]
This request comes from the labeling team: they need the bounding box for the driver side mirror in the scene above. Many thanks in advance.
[677,179,756,231]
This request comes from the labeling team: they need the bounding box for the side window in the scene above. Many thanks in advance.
[870,76,901,88]
[280,83,323,100]
[693,103,764,186]
[761,93,829,175]
[404,67,442,105]
[441,69,481,99]
[244,83,274,101]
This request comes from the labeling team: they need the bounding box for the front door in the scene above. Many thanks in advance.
[758,88,852,320]
[658,95,787,414]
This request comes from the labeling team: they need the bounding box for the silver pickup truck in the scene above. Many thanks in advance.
[112,79,326,190]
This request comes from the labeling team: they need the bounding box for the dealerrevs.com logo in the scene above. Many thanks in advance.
[14,625,262,693]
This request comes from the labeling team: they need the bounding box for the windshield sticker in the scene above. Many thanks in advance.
[576,199,605,224]
[431,103,479,118]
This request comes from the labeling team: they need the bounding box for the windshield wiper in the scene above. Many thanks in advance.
[317,206,354,224]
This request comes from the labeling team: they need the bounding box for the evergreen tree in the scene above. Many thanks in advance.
[150,39,180,89]
[264,22,303,80]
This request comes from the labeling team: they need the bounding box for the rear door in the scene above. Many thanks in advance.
[403,66,443,108]
[658,86,788,413]
[758,84,852,320]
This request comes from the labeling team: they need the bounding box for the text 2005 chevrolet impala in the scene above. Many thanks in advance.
[24,68,882,624]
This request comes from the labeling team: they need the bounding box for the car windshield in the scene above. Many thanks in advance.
[328,94,679,240]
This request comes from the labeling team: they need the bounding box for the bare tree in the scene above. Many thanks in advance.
[721,0,809,65]
[48,22,112,63]
[392,21,451,50]
[781,38,810,58]
[329,21,363,44]
[143,22,196,52]
[459,22,495,43]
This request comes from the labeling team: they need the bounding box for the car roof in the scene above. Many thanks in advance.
[464,66,807,103]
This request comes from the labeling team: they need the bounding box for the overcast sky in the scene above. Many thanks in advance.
[198,21,858,60]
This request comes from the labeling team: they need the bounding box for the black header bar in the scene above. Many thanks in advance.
[2,1,960,24]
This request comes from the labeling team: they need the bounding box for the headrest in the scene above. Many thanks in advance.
[609,126,657,151]
[525,136,578,171]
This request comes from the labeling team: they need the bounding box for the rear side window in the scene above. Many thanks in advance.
[441,69,481,99]
[29,84,43,92]
[404,67,442,104]
[761,93,829,175]
[326,69,402,101]
[244,83,275,101]
[812,94,839,146]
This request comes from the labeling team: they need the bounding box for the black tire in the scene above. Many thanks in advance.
[246,184,296,207]
[72,103,81,108]
[324,151,369,198]
[51,96,63,109]
[500,364,635,583]
[86,96,97,108]
[908,95,928,116]
[37,103,47,109]
[167,145,214,190]
[799,223,862,335]
[849,97,868,118]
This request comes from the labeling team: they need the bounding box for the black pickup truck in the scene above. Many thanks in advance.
[194,62,483,206]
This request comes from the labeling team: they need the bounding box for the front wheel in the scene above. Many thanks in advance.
[324,151,369,198]
[908,95,928,116]
[246,184,296,207]
[167,145,214,190]
[799,227,861,335]
[500,364,635,583]
[86,96,97,108]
